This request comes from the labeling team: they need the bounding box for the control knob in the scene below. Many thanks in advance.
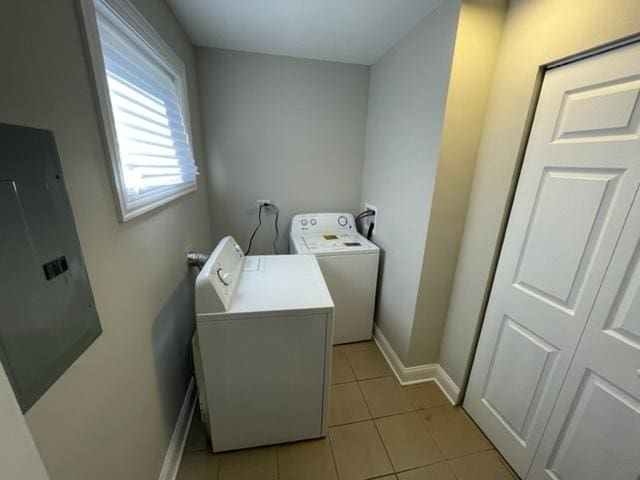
[217,268,231,286]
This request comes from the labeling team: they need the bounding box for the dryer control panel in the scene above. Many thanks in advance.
[291,213,355,234]
[195,236,245,314]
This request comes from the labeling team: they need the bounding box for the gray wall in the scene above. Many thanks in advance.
[439,0,640,394]
[361,0,461,365]
[408,0,506,367]
[0,363,49,479]
[0,1,212,478]
[196,48,370,254]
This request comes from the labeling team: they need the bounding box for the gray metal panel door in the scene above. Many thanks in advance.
[0,123,102,412]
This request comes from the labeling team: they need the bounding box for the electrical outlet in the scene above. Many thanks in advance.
[257,199,273,208]
[363,202,378,234]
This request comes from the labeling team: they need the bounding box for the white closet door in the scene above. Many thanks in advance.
[528,135,640,479]
[464,41,640,478]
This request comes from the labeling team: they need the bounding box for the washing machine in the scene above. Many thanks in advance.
[289,213,379,345]
[193,236,334,452]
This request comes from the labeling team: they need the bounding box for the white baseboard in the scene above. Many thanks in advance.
[373,325,460,405]
[432,363,461,404]
[158,377,197,480]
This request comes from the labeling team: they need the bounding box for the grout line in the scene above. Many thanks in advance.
[444,461,461,480]
[354,380,374,419]
[354,373,395,381]
[362,408,416,421]
[357,376,418,412]
[331,380,357,385]
[424,417,499,467]
[341,344,394,383]
[356,380,377,419]
[332,341,376,354]
[341,350,358,380]
[331,375,451,427]
[327,381,374,428]
[352,380,395,476]
[445,446,497,461]
[391,459,457,476]
[356,371,400,381]
[329,417,372,428]
[329,380,371,427]
[370,417,395,475]
[446,448,519,480]
[329,406,437,428]
[359,378,396,475]
[326,431,342,480]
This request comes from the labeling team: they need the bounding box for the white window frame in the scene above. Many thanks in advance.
[77,0,197,222]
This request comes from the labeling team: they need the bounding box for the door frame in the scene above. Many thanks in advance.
[459,32,640,403]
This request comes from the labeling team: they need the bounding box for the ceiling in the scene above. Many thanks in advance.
[166,0,445,65]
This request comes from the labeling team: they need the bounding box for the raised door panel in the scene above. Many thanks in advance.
[482,317,558,443]
[553,76,640,143]
[514,169,620,312]
[544,372,640,480]
[603,242,640,345]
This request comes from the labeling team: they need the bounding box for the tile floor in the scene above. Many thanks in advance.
[177,341,518,480]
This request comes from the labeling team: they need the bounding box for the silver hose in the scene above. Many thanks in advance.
[186,251,209,270]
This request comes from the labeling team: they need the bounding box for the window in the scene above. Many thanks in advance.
[79,0,198,221]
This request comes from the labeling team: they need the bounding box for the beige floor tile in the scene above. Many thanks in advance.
[403,382,450,410]
[448,450,515,480]
[332,353,356,384]
[329,421,393,480]
[184,410,210,453]
[177,450,220,480]
[359,376,413,418]
[420,406,492,459]
[278,437,337,480]
[346,348,392,380]
[329,382,371,426]
[218,446,277,480]
[376,476,398,479]
[397,462,456,480]
[375,412,442,472]
[333,341,376,354]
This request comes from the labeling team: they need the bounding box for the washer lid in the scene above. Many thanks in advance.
[296,232,379,255]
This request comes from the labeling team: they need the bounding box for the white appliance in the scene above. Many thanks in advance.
[289,213,379,344]
[193,236,334,452]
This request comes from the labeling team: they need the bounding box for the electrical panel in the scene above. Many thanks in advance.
[0,123,102,412]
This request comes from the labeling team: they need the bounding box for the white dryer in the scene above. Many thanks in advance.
[290,213,379,344]
[193,236,334,452]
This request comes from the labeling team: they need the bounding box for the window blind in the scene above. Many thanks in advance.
[95,3,198,214]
